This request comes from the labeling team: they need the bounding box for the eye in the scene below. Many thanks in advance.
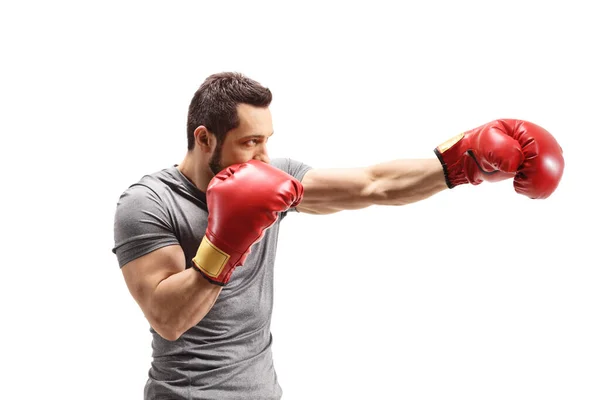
[244,139,260,147]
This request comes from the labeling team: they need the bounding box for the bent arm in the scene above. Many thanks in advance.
[296,158,447,214]
[121,244,222,341]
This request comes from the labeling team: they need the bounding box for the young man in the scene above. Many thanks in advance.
[112,72,564,399]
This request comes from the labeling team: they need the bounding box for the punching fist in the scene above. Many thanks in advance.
[434,119,564,199]
[192,160,304,285]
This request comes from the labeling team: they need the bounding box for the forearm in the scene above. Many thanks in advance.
[367,158,448,206]
[150,268,222,340]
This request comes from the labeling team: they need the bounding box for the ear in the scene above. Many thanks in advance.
[194,126,215,152]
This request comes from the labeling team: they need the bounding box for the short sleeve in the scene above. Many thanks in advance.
[270,158,313,214]
[112,184,180,268]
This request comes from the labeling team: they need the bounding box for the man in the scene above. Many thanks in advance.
[112,72,564,399]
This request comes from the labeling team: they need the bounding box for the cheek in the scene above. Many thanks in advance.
[220,146,254,165]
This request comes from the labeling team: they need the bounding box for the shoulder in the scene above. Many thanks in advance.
[116,166,179,205]
[112,168,182,266]
[113,167,182,230]
[269,158,313,182]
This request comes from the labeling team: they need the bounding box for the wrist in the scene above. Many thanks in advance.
[434,132,470,188]
[192,235,234,286]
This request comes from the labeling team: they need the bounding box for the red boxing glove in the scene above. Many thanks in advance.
[192,160,304,285]
[434,119,564,199]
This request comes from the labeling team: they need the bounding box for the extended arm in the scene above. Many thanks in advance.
[296,158,447,215]
[296,119,565,214]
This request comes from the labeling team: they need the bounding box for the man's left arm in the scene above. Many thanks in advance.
[296,158,447,215]
[296,119,565,215]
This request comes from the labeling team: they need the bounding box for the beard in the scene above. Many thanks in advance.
[208,141,224,176]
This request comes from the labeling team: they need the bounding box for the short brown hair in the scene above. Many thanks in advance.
[186,72,273,150]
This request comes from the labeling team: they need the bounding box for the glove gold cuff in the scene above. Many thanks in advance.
[436,132,465,154]
[192,236,231,278]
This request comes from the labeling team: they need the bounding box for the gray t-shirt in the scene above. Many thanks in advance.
[112,158,312,400]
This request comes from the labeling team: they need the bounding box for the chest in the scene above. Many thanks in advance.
[162,191,283,273]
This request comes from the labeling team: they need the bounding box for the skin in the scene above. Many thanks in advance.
[121,103,448,340]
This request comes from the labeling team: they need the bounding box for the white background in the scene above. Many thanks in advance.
[1,1,598,399]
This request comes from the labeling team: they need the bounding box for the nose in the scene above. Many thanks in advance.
[254,146,270,164]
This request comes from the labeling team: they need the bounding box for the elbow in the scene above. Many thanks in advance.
[364,180,407,207]
[148,311,185,341]
[152,320,184,341]
[158,328,182,342]
[150,311,209,342]
[146,298,187,341]
[147,317,183,342]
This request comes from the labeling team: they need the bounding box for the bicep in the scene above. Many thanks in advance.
[121,244,186,311]
[296,167,375,214]
[113,184,183,304]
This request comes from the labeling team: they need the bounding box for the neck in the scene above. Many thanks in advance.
[177,151,213,192]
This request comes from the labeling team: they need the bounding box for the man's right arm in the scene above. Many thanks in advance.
[115,161,303,340]
[121,244,222,341]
